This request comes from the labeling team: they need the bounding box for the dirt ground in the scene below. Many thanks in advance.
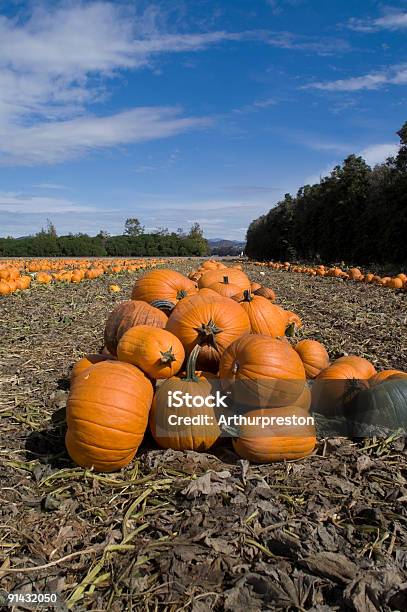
[0,259,406,611]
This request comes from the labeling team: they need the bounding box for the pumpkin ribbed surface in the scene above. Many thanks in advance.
[219,334,306,407]
[65,361,153,472]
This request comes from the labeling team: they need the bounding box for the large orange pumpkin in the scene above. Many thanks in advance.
[219,335,306,408]
[131,269,197,311]
[294,339,330,379]
[236,290,287,337]
[166,292,251,372]
[149,345,221,451]
[198,268,251,291]
[104,300,167,356]
[232,406,316,463]
[65,361,153,472]
[117,325,185,379]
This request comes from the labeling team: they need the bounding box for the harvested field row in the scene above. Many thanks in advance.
[1,258,406,610]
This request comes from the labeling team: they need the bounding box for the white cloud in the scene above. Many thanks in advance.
[0,192,96,214]
[304,142,399,184]
[0,2,247,165]
[33,183,69,190]
[359,143,399,166]
[348,10,407,32]
[0,107,210,165]
[306,64,407,92]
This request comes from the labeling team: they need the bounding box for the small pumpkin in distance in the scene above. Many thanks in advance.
[65,361,153,472]
[117,325,185,379]
[295,339,330,379]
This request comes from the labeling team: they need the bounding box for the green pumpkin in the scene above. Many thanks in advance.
[345,379,407,437]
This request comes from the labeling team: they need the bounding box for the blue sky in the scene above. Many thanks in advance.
[0,0,406,239]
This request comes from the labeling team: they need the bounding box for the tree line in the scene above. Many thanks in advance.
[0,221,209,257]
[246,122,407,266]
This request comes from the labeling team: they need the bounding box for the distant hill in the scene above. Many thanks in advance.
[207,238,245,256]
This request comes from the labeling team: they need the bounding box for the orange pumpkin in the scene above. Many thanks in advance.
[104,300,167,356]
[253,286,276,302]
[198,268,251,292]
[294,339,330,379]
[70,353,115,382]
[333,355,376,379]
[117,326,185,379]
[236,290,287,337]
[312,357,371,416]
[65,361,153,472]
[232,406,316,463]
[166,292,251,372]
[370,369,407,386]
[131,269,197,311]
[209,276,242,299]
[219,334,306,408]
[149,345,221,451]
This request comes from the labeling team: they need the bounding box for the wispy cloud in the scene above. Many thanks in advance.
[265,31,351,55]
[0,2,249,165]
[33,183,69,190]
[0,107,211,165]
[305,63,407,92]
[347,9,407,32]
[0,192,96,214]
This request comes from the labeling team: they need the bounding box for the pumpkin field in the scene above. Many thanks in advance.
[1,258,407,611]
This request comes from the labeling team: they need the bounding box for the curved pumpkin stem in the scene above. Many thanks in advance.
[184,344,201,382]
[195,318,222,349]
[160,347,177,364]
[242,289,254,302]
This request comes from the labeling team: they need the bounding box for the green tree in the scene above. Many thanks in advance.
[124,218,144,236]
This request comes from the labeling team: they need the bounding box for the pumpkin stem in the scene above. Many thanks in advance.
[195,318,223,349]
[185,344,201,382]
[285,322,296,337]
[176,289,188,300]
[242,289,253,302]
[151,299,175,313]
[232,361,239,375]
[223,276,229,284]
[160,347,176,364]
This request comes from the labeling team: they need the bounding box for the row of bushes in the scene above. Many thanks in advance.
[246,123,407,265]
[0,232,209,258]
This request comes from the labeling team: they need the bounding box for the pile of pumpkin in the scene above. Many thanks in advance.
[0,258,166,295]
[65,261,407,473]
[255,261,407,290]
